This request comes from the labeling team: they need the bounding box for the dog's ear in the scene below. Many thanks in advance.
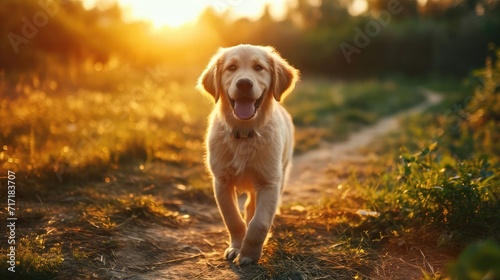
[197,48,224,102]
[270,48,300,102]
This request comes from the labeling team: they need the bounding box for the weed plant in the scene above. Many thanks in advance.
[317,54,500,278]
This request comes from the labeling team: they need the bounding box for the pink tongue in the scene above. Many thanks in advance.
[234,99,256,120]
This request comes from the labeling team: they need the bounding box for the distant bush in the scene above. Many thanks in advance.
[443,56,500,159]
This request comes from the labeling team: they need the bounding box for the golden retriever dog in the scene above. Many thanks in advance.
[197,44,299,265]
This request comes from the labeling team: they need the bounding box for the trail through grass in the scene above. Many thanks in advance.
[285,88,443,206]
[1,69,498,279]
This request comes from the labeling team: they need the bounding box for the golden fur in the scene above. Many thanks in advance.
[197,44,299,265]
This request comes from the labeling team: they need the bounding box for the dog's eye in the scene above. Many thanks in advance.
[227,65,237,71]
[254,64,264,71]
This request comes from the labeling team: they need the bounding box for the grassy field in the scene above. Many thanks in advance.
[0,60,499,279]
[288,78,428,153]
[0,69,432,184]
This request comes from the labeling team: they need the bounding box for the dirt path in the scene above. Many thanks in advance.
[123,88,443,279]
[283,88,442,206]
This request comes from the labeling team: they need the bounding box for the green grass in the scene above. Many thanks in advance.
[9,234,64,279]
[313,56,500,278]
[0,58,498,279]
[287,78,427,153]
[0,68,210,188]
[0,71,435,185]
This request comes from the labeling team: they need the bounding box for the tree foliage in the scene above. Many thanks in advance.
[1,0,500,80]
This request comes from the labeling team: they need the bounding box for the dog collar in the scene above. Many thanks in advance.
[232,130,255,139]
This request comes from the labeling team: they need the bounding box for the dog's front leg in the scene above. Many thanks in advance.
[235,184,280,265]
[214,177,247,260]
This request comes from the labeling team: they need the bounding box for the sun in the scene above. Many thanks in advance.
[118,0,209,28]
[348,0,368,16]
[83,0,289,29]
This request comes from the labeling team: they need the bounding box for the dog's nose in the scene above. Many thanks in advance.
[236,79,253,92]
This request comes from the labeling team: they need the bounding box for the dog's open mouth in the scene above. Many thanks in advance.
[229,93,264,120]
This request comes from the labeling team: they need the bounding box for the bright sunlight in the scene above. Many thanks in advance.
[84,0,370,29]
[119,0,207,28]
[84,0,291,29]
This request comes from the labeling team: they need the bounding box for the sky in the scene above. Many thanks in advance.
[83,0,295,29]
[83,0,370,29]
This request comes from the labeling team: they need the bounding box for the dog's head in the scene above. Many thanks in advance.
[197,44,299,121]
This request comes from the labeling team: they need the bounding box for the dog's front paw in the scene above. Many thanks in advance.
[224,247,240,260]
[233,254,256,266]
[233,246,262,265]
